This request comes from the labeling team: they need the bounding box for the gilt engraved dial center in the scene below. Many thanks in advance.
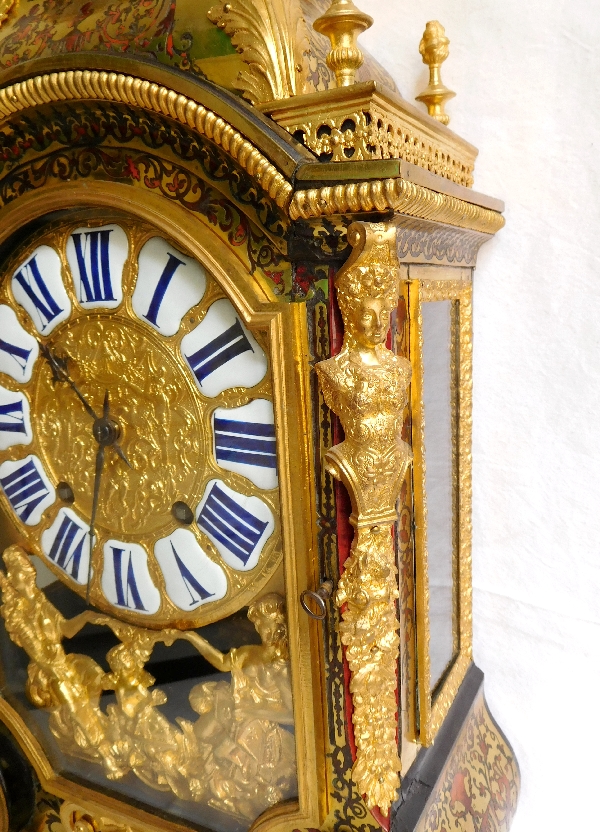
[34,315,205,536]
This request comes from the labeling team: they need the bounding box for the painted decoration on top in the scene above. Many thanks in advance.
[11,246,71,334]
[66,224,128,310]
[132,237,207,336]
[154,528,227,611]
[181,298,267,397]
[195,479,274,571]
[0,386,32,450]
[102,540,161,614]
[0,454,55,526]
[212,399,278,490]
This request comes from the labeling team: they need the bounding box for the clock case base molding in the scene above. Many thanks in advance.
[391,664,519,832]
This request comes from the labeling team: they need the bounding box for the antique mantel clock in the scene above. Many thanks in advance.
[0,3,519,832]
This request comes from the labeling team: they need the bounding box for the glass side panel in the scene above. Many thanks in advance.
[421,300,457,692]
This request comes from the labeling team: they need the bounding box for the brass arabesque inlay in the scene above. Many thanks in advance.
[35,316,204,537]
[0,71,293,209]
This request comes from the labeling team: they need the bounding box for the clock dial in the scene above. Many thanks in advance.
[154,527,228,611]
[181,297,268,397]
[212,398,278,489]
[132,236,207,335]
[195,478,275,571]
[0,304,38,382]
[11,245,71,334]
[101,539,161,614]
[0,386,32,449]
[66,224,128,310]
[0,215,282,628]
[40,506,91,584]
[0,454,55,525]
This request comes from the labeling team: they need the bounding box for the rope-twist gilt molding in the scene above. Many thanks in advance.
[289,177,505,235]
[0,69,293,208]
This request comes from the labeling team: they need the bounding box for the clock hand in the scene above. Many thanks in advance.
[40,344,132,467]
[86,442,105,603]
[86,391,133,602]
[39,341,98,421]
[98,389,132,469]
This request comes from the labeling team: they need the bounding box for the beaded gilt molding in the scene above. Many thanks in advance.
[0,70,293,209]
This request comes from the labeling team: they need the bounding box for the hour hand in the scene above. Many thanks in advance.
[94,390,132,469]
[39,341,98,421]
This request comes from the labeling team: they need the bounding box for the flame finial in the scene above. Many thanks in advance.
[415,21,456,126]
[313,0,373,88]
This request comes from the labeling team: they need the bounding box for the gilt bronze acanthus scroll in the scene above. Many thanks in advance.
[315,221,411,813]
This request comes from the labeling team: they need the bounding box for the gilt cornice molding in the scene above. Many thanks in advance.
[289,177,504,234]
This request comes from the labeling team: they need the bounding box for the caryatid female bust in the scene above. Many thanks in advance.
[315,222,412,814]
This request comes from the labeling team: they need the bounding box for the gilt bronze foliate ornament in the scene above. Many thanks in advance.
[316,223,411,810]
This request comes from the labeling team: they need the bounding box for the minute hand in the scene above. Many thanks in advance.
[85,391,132,602]
[39,342,98,421]
[86,443,105,603]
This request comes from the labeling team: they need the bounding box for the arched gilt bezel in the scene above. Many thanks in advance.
[0,206,287,630]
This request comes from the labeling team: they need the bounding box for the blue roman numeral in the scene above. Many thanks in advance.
[143,252,186,326]
[13,256,64,331]
[197,483,268,567]
[170,541,214,606]
[110,547,146,611]
[0,339,31,376]
[0,458,50,523]
[71,229,116,303]
[47,514,86,582]
[0,399,26,435]
[185,319,253,386]
[214,418,276,469]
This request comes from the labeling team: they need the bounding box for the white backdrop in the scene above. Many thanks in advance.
[360,2,600,829]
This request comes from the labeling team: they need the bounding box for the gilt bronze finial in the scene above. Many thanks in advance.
[313,0,373,88]
[415,20,456,126]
